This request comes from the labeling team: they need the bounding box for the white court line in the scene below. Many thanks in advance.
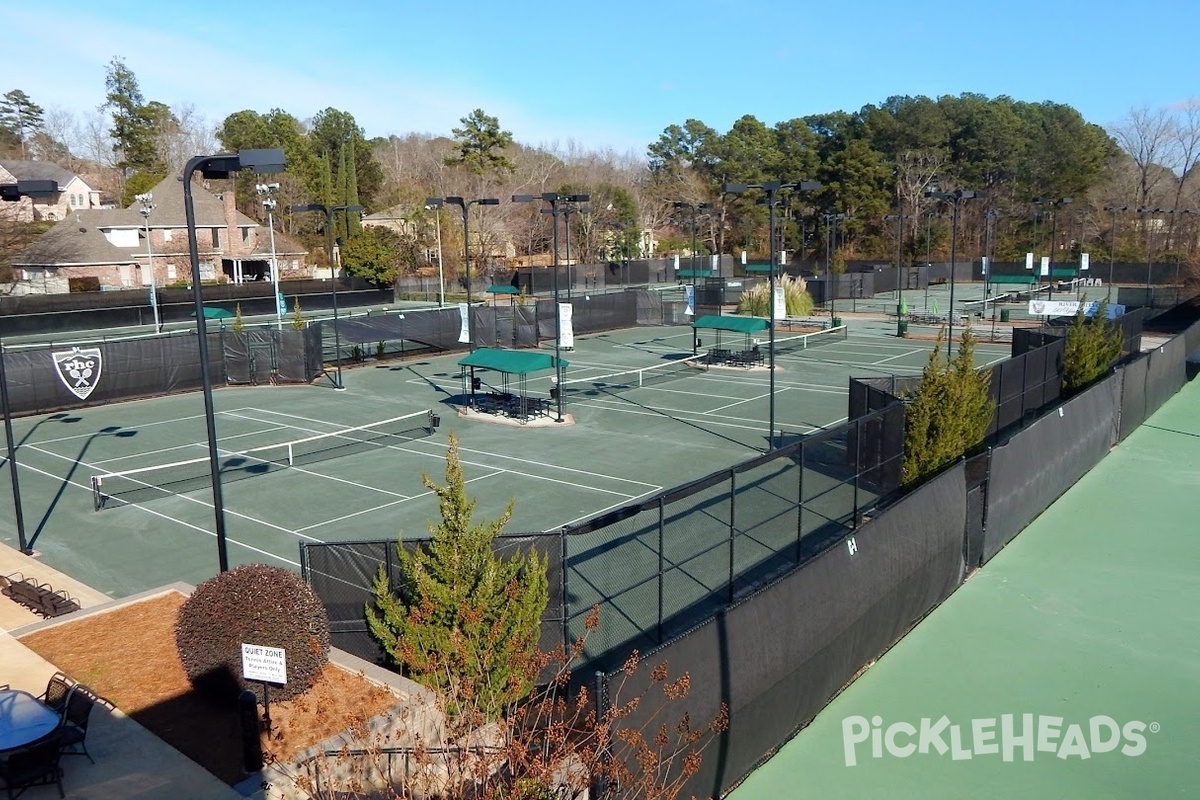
[250,407,662,491]
[30,406,261,447]
[876,348,928,364]
[12,458,302,567]
[573,396,826,435]
[706,391,771,413]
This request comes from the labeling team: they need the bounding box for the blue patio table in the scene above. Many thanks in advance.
[0,689,60,753]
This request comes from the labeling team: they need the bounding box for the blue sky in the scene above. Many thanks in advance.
[5,0,1197,157]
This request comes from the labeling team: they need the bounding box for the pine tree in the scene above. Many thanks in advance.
[0,90,44,159]
[366,433,549,721]
[903,324,994,484]
[1062,299,1123,393]
[291,298,305,330]
[232,303,245,332]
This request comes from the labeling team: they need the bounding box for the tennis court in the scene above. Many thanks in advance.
[0,319,1009,598]
[730,376,1200,799]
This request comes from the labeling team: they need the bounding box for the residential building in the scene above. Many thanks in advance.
[0,160,100,222]
[9,175,306,294]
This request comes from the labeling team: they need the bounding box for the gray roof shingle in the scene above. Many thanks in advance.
[12,213,139,267]
[0,160,77,188]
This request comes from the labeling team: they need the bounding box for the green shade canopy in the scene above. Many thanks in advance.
[457,347,567,374]
[743,264,777,273]
[692,315,769,333]
[486,285,520,295]
[988,275,1039,285]
[190,306,235,319]
[675,269,714,278]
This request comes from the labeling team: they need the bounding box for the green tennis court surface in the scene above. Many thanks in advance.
[731,377,1200,799]
[0,321,1009,598]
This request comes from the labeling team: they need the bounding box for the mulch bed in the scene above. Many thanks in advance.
[19,591,398,786]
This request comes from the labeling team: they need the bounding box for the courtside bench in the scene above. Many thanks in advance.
[0,572,81,618]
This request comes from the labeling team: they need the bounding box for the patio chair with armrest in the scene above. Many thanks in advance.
[55,685,97,764]
[38,674,72,715]
[0,737,65,799]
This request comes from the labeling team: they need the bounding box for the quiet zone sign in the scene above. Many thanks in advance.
[241,643,288,684]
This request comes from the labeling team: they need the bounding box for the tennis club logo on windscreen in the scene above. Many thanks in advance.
[52,347,103,399]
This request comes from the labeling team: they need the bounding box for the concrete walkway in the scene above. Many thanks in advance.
[1,546,241,799]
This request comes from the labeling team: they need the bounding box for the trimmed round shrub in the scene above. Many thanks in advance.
[175,564,330,702]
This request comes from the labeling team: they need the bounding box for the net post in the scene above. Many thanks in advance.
[288,443,295,466]
[91,476,102,511]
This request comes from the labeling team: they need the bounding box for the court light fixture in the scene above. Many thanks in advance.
[291,203,364,391]
[0,182,61,553]
[512,193,575,421]
[723,180,822,451]
[924,188,978,351]
[427,196,500,351]
[184,148,286,573]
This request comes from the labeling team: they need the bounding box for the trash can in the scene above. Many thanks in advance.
[832,316,843,328]
[1000,309,1011,322]
[897,321,909,337]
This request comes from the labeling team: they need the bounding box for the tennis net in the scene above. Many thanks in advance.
[772,324,849,356]
[91,410,434,510]
[559,355,705,396]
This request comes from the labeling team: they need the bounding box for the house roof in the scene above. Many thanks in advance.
[12,214,138,267]
[251,229,307,257]
[0,160,76,188]
[132,175,259,228]
[361,206,407,223]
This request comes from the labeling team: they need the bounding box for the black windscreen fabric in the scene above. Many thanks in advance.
[277,328,320,383]
[1143,334,1187,417]
[983,373,1120,563]
[608,463,967,800]
[3,334,218,415]
[1118,355,1149,441]
[302,533,562,665]
[1184,319,1200,359]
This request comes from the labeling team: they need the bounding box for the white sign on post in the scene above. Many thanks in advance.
[241,643,287,684]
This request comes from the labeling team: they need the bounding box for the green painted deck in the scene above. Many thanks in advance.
[731,377,1200,799]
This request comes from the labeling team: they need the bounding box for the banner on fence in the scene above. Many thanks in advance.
[772,286,785,320]
[1027,300,1126,318]
[457,303,470,343]
[559,302,574,348]
[685,284,695,316]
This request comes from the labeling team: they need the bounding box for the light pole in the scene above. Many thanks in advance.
[673,201,713,352]
[820,212,847,312]
[1034,197,1072,289]
[291,202,364,390]
[984,209,1000,335]
[725,180,822,451]
[1136,207,1163,302]
[559,195,589,300]
[884,210,908,336]
[136,192,161,332]
[424,201,445,306]
[0,179,57,554]
[513,193,582,422]
[1104,206,1127,301]
[426,196,500,351]
[925,188,978,352]
[184,149,286,572]
[256,183,283,328]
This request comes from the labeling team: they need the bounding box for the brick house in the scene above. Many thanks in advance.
[0,160,101,222]
[9,175,306,294]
